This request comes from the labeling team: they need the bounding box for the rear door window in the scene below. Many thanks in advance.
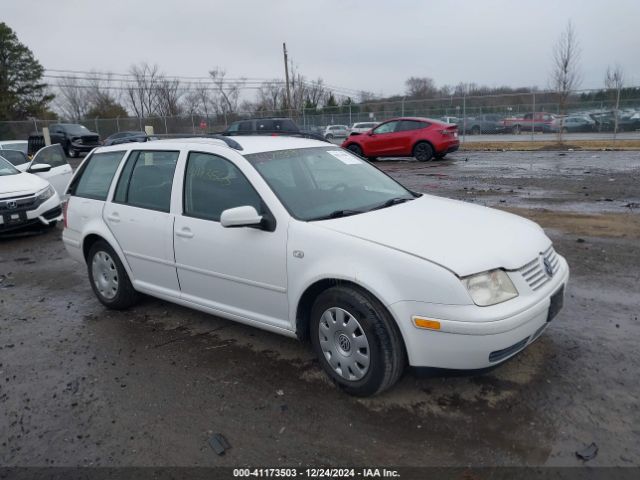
[114,151,179,212]
[69,151,126,200]
[396,120,427,132]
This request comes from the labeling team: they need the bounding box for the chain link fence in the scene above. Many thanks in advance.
[1,88,639,148]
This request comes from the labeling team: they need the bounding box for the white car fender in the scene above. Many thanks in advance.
[287,220,472,332]
[81,219,136,281]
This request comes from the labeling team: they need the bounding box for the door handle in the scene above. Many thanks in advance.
[106,213,120,223]
[175,228,194,239]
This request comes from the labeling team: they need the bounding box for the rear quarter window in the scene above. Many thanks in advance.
[69,151,126,200]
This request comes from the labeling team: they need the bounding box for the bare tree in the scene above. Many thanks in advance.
[605,65,624,137]
[405,77,437,99]
[55,75,89,121]
[209,67,244,126]
[256,80,283,111]
[304,78,326,109]
[155,77,182,117]
[551,21,581,141]
[125,63,161,118]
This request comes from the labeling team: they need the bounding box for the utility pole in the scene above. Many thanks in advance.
[283,42,292,112]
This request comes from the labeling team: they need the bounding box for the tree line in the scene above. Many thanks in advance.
[0,20,633,127]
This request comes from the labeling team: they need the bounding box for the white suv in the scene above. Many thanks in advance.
[63,135,568,396]
[323,125,349,139]
[349,122,378,134]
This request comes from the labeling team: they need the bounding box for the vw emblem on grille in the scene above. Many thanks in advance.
[337,333,351,353]
[543,257,553,277]
[7,200,17,210]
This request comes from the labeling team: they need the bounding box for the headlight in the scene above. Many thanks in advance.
[462,269,518,306]
[36,185,55,203]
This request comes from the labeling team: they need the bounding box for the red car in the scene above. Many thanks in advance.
[341,117,459,162]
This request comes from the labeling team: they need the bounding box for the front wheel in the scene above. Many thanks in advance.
[310,286,406,396]
[88,240,138,310]
[325,134,334,140]
[68,146,78,158]
[413,142,434,162]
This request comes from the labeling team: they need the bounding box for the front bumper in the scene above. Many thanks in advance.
[390,255,569,370]
[0,195,63,233]
[70,140,101,152]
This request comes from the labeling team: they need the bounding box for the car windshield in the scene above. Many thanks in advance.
[64,124,91,135]
[244,146,415,221]
[0,157,20,176]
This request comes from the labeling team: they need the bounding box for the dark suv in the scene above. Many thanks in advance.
[49,124,101,158]
[223,118,299,135]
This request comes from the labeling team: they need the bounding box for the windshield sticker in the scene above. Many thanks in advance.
[327,150,362,165]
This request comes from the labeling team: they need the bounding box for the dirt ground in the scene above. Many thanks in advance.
[1,150,639,468]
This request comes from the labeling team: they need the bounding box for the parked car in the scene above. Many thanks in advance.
[0,140,28,155]
[49,123,101,157]
[439,116,459,125]
[461,114,508,134]
[0,144,72,196]
[324,125,349,139]
[342,117,459,162]
[503,112,556,134]
[103,131,157,146]
[589,111,638,132]
[62,135,568,395]
[551,115,596,133]
[349,122,378,134]
[0,155,63,233]
[223,118,300,135]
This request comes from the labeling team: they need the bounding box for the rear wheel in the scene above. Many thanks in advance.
[310,286,405,396]
[413,142,434,162]
[512,124,521,135]
[435,153,447,160]
[88,240,138,310]
[325,134,334,140]
[346,143,363,157]
[471,125,481,135]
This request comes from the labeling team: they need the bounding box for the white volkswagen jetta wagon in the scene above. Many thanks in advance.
[62,135,569,396]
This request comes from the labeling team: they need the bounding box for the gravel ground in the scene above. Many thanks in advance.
[1,150,639,468]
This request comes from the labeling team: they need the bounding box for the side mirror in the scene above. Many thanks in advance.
[220,206,263,228]
[29,163,52,173]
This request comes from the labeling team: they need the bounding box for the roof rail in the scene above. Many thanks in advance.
[222,131,331,144]
[153,133,243,151]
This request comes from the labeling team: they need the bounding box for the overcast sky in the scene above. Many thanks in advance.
[4,0,640,98]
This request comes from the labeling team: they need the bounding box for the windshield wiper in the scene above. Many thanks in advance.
[310,209,363,221]
[367,196,413,212]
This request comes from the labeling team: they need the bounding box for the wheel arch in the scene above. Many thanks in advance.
[295,278,406,358]
[412,139,435,155]
[81,230,134,280]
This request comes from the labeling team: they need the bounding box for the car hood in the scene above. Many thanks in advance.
[316,195,550,277]
[0,172,49,198]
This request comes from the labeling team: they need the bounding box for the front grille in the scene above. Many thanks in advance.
[0,194,37,213]
[80,135,100,145]
[489,337,530,363]
[519,245,560,291]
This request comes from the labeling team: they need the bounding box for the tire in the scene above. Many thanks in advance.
[325,134,334,140]
[87,240,138,310]
[435,153,447,160]
[471,126,481,135]
[346,143,363,157]
[413,142,434,162]
[512,124,521,135]
[310,286,406,396]
[367,157,378,162]
[68,144,78,158]
[562,127,569,134]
